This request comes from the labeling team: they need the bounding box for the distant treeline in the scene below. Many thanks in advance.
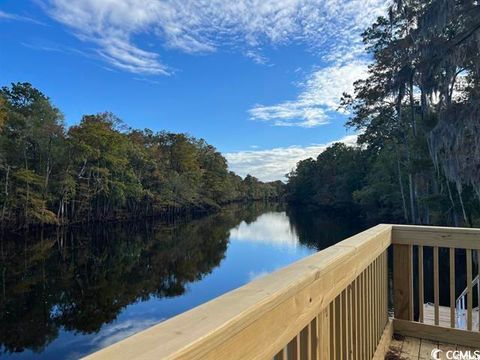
[0,83,284,228]
[287,0,480,227]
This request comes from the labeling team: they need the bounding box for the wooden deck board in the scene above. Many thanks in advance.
[387,335,477,359]
[423,303,479,330]
[401,336,420,359]
[418,339,438,359]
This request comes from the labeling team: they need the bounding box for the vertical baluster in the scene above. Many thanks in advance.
[380,253,384,329]
[310,317,317,360]
[418,245,424,323]
[393,244,413,321]
[330,301,335,360]
[339,292,344,360]
[320,306,330,360]
[287,335,299,360]
[274,348,286,360]
[434,246,439,325]
[376,257,381,341]
[365,267,370,359]
[385,251,388,325]
[387,251,390,321]
[450,248,456,328]
[299,325,309,360]
[370,265,373,356]
[409,245,414,320]
[466,249,473,331]
[373,259,376,343]
[361,270,365,359]
[365,266,369,359]
[334,296,341,360]
[375,258,379,344]
[381,252,386,327]
[373,258,377,348]
[352,278,358,360]
[346,286,351,360]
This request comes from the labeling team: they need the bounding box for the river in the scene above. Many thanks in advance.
[0,203,364,359]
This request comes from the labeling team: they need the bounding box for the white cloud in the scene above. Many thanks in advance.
[42,0,387,74]
[0,10,46,26]
[249,61,369,127]
[89,318,161,350]
[225,134,358,182]
[230,212,299,247]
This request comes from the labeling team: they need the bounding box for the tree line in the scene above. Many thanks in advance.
[0,83,283,229]
[287,0,480,226]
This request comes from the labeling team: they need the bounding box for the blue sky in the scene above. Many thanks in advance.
[0,0,386,181]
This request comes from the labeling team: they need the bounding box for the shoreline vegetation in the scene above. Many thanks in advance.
[2,1,479,231]
[0,83,284,230]
[286,0,480,228]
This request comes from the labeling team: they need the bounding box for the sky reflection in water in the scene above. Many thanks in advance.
[0,204,362,359]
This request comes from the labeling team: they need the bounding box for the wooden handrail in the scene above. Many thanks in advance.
[391,224,480,249]
[85,224,392,360]
[391,224,480,347]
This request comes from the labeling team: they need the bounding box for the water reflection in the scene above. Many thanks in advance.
[230,212,300,248]
[0,203,362,359]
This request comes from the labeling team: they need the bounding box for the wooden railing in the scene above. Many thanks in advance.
[391,225,480,347]
[85,224,480,360]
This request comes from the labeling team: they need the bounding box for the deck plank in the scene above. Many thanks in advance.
[400,336,421,359]
[418,339,438,359]
[423,304,479,330]
[438,342,456,360]
[387,335,480,360]
[389,336,403,353]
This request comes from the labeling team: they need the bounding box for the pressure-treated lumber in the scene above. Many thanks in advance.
[393,319,480,349]
[392,225,480,249]
[372,320,393,360]
[393,244,413,321]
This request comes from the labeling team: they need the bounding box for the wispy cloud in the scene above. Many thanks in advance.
[89,318,161,351]
[225,134,358,182]
[244,50,270,66]
[249,61,369,127]
[0,10,46,26]
[41,0,387,75]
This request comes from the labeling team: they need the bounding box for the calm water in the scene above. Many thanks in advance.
[0,203,364,359]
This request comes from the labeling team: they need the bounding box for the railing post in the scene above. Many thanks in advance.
[393,244,413,321]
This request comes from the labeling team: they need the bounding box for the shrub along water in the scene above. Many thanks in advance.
[0,83,284,229]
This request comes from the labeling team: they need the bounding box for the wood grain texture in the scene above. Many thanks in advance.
[418,246,424,323]
[393,244,413,321]
[434,246,439,326]
[392,225,480,249]
[466,249,473,331]
[449,248,455,328]
[371,320,393,360]
[393,319,480,349]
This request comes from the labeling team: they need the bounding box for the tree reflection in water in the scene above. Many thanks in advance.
[0,203,362,357]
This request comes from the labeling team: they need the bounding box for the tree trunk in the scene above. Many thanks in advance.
[446,179,459,226]
[456,183,468,225]
[409,73,417,138]
[395,144,409,222]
